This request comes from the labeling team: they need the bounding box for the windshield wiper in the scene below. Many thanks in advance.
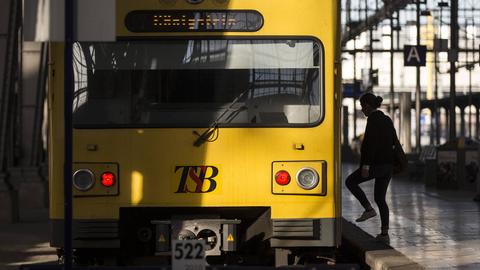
[193,89,250,147]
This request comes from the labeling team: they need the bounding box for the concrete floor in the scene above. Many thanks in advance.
[0,222,56,270]
[342,163,480,269]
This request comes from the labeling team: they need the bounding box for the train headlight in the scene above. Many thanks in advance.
[296,168,319,190]
[73,169,95,191]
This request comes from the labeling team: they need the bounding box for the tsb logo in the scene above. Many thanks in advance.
[175,166,218,193]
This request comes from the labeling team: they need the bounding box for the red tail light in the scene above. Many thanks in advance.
[275,170,291,185]
[101,172,115,187]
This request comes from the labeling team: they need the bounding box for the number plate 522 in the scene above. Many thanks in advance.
[172,240,206,270]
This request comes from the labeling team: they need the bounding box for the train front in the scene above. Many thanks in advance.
[49,0,341,264]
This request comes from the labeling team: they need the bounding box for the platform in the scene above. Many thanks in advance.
[342,163,480,269]
[0,222,56,270]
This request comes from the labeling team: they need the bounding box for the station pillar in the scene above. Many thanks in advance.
[476,106,480,139]
[5,42,49,222]
[445,108,448,141]
[343,106,349,146]
[399,92,412,153]
[9,167,48,221]
[0,0,19,223]
[0,174,18,223]
[460,107,466,138]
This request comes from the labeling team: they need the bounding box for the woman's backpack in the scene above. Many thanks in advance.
[392,131,407,174]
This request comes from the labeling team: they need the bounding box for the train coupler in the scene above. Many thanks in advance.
[151,218,241,256]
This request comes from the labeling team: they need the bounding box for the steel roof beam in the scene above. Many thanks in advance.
[342,0,413,47]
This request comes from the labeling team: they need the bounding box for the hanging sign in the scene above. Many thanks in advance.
[404,45,427,67]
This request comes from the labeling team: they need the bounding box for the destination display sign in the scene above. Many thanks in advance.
[125,10,264,32]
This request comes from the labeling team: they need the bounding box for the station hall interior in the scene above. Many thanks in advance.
[0,0,480,269]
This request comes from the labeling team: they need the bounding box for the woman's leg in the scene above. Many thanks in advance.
[374,174,391,233]
[346,168,375,210]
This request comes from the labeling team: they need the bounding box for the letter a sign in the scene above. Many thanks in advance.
[404,45,427,66]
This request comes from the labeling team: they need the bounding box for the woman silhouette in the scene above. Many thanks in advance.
[346,93,395,242]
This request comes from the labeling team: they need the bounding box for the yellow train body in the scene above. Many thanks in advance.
[48,0,342,260]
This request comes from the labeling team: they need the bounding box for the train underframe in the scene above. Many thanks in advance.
[51,207,339,266]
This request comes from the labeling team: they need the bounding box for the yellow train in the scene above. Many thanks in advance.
[48,0,342,266]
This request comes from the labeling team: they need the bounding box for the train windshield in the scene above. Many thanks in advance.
[72,39,322,127]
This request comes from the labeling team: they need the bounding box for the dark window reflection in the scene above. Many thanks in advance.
[73,39,322,127]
